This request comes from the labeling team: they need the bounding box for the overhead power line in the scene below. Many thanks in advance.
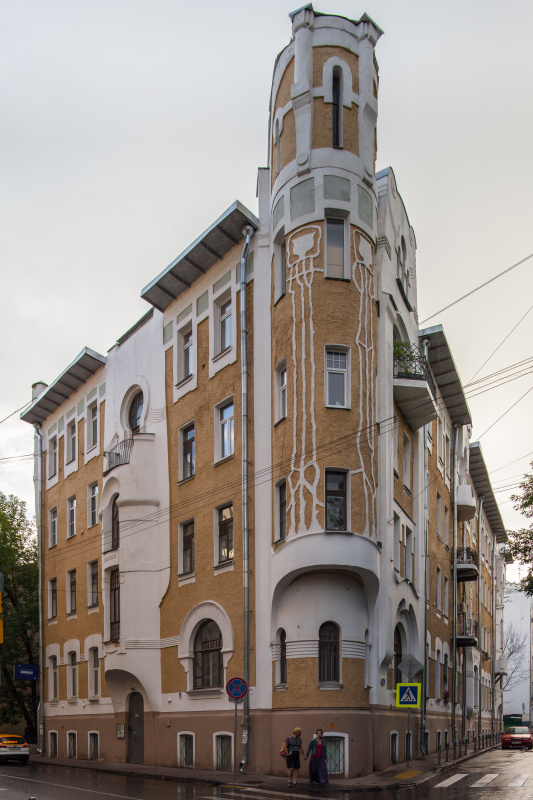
[0,401,31,425]
[420,252,533,325]
[468,302,533,384]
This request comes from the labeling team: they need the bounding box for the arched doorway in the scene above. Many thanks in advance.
[127,692,144,764]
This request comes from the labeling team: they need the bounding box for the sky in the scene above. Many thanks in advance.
[1,0,533,579]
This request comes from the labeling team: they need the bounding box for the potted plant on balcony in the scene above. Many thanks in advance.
[393,341,421,379]
[442,689,450,704]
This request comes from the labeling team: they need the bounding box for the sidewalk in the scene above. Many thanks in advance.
[30,744,499,792]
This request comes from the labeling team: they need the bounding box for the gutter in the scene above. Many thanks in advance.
[420,338,430,753]
[477,495,484,742]
[34,423,44,752]
[239,226,254,772]
[451,423,460,743]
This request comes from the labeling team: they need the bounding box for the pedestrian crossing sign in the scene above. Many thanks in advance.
[396,683,421,708]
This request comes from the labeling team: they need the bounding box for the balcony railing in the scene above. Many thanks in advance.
[457,617,478,639]
[393,343,437,400]
[455,547,478,566]
[104,438,134,475]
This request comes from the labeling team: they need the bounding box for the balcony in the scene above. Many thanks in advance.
[496,531,509,544]
[456,617,478,647]
[500,546,514,564]
[456,484,476,522]
[393,343,438,430]
[455,547,479,581]
[495,657,508,675]
[104,438,134,475]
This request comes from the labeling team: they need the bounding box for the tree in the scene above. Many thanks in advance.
[502,623,529,693]
[0,493,38,739]
[507,463,533,595]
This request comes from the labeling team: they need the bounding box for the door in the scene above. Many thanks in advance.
[127,692,144,764]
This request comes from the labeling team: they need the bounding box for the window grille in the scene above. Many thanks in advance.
[324,736,345,775]
[179,734,193,767]
[216,734,232,770]
[89,732,98,760]
[110,568,120,642]
[68,732,77,759]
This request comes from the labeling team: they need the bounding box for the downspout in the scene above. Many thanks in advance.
[420,338,430,754]
[451,423,460,744]
[477,495,484,743]
[239,225,254,772]
[34,423,44,753]
[491,536,496,734]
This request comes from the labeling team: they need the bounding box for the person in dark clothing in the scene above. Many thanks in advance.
[305,729,329,785]
[283,727,305,785]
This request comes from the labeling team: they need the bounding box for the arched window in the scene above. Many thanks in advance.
[128,391,143,434]
[393,625,403,687]
[443,653,448,691]
[279,629,287,684]
[319,621,339,682]
[111,497,119,550]
[193,620,222,689]
[332,70,342,148]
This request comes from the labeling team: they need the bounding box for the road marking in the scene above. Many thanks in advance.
[471,774,499,787]
[395,769,421,779]
[507,774,530,787]
[0,771,149,799]
[434,774,468,788]
[215,789,320,800]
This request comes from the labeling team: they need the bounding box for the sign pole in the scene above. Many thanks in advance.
[234,699,237,785]
[226,677,248,782]
[407,706,410,768]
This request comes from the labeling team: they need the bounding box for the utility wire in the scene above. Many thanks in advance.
[491,450,533,474]
[468,303,533,384]
[477,383,533,440]
[420,252,533,325]
[0,401,32,425]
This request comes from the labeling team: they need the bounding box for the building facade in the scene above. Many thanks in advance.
[22,5,507,776]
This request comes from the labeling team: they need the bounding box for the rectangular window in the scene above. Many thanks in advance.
[445,434,451,480]
[406,526,413,582]
[218,505,234,564]
[179,733,194,768]
[277,364,287,420]
[182,424,195,479]
[50,731,58,757]
[216,734,232,771]
[49,578,57,619]
[88,403,98,450]
[49,507,57,548]
[326,217,345,279]
[182,520,195,575]
[48,436,58,478]
[89,560,98,607]
[436,567,442,612]
[393,417,399,475]
[436,493,442,540]
[89,483,98,527]
[325,470,347,531]
[182,328,193,379]
[326,349,348,407]
[110,568,120,642]
[437,416,443,465]
[50,656,58,700]
[444,506,449,547]
[89,647,99,697]
[444,576,449,617]
[66,421,76,464]
[219,402,234,459]
[403,433,411,491]
[278,480,287,540]
[67,569,77,614]
[67,496,76,538]
[219,298,232,352]
[280,239,286,294]
[68,652,77,698]
[89,732,99,761]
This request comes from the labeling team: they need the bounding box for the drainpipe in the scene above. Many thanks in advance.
[239,225,254,772]
[451,423,460,745]
[420,338,430,754]
[477,496,484,742]
[34,423,44,753]
[491,537,496,735]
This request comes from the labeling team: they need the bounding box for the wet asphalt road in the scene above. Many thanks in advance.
[0,749,532,800]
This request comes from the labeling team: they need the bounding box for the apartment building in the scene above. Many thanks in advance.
[22,4,506,776]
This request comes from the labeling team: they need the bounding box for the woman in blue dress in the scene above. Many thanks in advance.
[305,729,329,785]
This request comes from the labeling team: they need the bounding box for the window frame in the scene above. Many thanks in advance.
[402,432,411,492]
[180,519,195,576]
[325,217,346,279]
[109,568,120,642]
[332,68,342,148]
[217,504,234,565]
[111,497,119,550]
[50,656,58,700]
[319,621,340,684]
[48,436,58,478]
[88,560,99,608]
[67,495,76,539]
[325,346,350,409]
[87,402,98,451]
[279,629,287,685]
[49,507,57,548]
[88,482,98,528]
[66,420,77,465]
[67,569,77,615]
[193,619,223,690]
[68,652,77,699]
[182,423,195,480]
[216,399,234,461]
[276,479,287,541]
[49,577,57,620]
[179,732,195,768]
[325,469,348,532]
[275,359,287,422]
[218,297,232,354]
[128,391,143,434]
[89,647,100,698]
[177,324,194,384]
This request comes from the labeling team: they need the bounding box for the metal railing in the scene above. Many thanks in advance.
[393,343,437,400]
[457,617,478,638]
[104,438,134,474]
[455,546,478,566]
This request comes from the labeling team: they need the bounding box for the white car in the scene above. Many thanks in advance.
[0,735,29,764]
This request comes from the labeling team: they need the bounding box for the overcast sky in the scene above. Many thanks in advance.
[1,0,532,578]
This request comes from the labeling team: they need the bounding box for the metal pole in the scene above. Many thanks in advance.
[233,700,237,783]
[407,706,410,768]
[239,226,254,771]
[34,423,44,753]
[420,339,430,755]
[477,496,484,744]
[451,424,460,747]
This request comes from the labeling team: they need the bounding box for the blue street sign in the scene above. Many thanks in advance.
[396,683,421,708]
[13,663,39,681]
[226,677,248,700]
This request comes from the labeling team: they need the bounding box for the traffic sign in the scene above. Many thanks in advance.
[226,677,248,700]
[396,683,421,708]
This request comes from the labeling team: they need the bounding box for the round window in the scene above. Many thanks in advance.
[128,392,143,434]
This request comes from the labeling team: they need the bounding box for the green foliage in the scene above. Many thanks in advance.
[508,463,533,595]
[0,492,38,737]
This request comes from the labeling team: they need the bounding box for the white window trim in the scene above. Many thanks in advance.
[177,600,234,693]
[209,282,237,379]
[177,321,195,386]
[87,560,99,609]
[274,358,287,422]
[49,654,59,701]
[67,496,76,539]
[88,730,99,760]
[86,402,99,454]
[67,654,78,700]
[178,519,195,582]
[325,345,351,409]
[48,435,58,479]
[88,482,99,528]
[178,419,195,482]
[88,647,100,699]
[177,731,195,768]
[214,397,234,463]
[214,503,234,568]
[65,420,78,475]
[49,507,58,548]
[213,731,234,771]
[325,467,351,532]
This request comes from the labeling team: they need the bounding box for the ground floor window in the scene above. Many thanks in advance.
[324,735,345,775]
[215,734,232,770]
[179,733,194,767]
[89,732,99,760]
[68,731,77,759]
[390,732,398,764]
[49,731,58,757]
